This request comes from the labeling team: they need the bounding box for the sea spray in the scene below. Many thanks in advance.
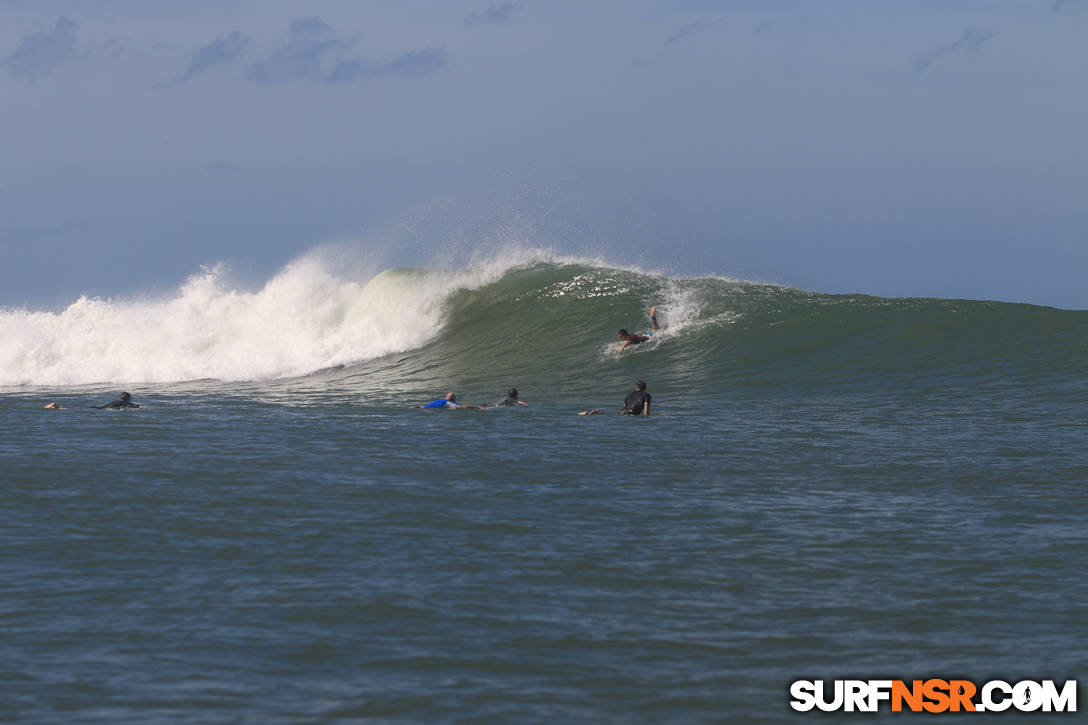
[0,258,455,386]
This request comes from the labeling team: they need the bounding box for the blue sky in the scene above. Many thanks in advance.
[1,0,1085,308]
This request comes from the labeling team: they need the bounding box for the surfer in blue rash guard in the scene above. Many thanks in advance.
[418,392,481,410]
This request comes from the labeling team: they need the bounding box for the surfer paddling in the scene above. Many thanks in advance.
[95,392,143,410]
[418,392,482,410]
[579,380,652,416]
[617,329,649,351]
[41,393,140,410]
[491,388,528,407]
[617,306,661,352]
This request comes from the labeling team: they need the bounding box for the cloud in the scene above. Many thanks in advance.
[248,17,350,85]
[915,28,995,72]
[105,37,127,59]
[172,31,247,84]
[666,18,711,45]
[325,58,367,84]
[245,17,445,86]
[380,47,448,79]
[2,16,79,81]
[1052,0,1083,11]
[633,17,714,68]
[327,47,447,84]
[465,3,521,27]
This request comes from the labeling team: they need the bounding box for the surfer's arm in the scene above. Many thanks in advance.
[642,401,650,416]
[517,400,528,406]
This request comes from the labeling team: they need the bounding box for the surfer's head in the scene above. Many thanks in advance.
[120,392,132,403]
[507,388,518,399]
[618,329,629,337]
[446,392,456,402]
[635,380,646,391]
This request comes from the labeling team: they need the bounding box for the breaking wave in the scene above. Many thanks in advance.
[2,248,1084,394]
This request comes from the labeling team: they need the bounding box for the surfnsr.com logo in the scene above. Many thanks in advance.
[789,679,1078,713]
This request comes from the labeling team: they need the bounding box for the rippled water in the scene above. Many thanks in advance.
[3,377,1085,722]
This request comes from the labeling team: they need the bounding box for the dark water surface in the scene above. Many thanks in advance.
[3,385,1085,723]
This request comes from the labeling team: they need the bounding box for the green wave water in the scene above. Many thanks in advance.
[325,262,1087,402]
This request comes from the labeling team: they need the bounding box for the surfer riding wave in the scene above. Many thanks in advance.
[618,306,661,352]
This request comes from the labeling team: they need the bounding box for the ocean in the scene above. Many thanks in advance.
[2,253,1085,722]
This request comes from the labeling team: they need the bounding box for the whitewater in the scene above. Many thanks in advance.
[0,254,491,386]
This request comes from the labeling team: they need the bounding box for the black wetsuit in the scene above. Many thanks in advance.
[494,396,520,407]
[96,395,140,410]
[623,390,651,415]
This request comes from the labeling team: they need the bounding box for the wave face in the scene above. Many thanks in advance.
[2,251,1085,392]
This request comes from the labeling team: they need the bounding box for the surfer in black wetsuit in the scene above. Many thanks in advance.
[579,380,652,416]
[622,380,651,416]
[95,392,143,410]
[492,388,528,407]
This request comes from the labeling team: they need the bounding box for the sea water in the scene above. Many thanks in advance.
[2,252,1085,722]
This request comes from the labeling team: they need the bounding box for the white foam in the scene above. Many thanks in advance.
[0,252,511,386]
